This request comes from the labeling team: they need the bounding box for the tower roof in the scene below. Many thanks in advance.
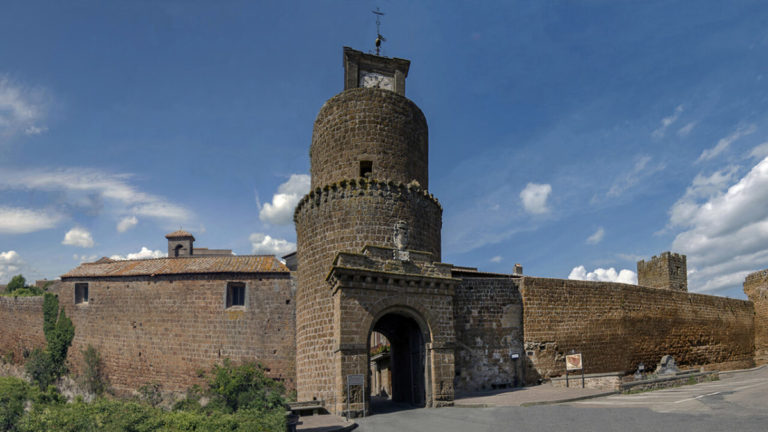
[165,230,195,240]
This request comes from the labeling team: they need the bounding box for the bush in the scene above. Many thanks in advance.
[25,349,56,391]
[6,275,26,294]
[0,377,30,432]
[79,346,106,395]
[205,359,286,413]
[138,383,163,408]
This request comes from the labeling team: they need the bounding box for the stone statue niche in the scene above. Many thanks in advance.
[393,221,410,261]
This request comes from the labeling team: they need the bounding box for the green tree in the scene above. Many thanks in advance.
[6,275,26,293]
[26,294,75,390]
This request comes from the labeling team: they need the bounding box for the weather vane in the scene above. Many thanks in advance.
[373,7,386,56]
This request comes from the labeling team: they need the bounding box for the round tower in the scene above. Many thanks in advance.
[294,47,442,404]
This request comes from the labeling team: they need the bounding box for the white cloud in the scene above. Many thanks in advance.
[652,104,683,139]
[249,233,295,256]
[62,227,94,248]
[116,216,138,232]
[259,174,310,225]
[677,121,696,137]
[568,265,638,285]
[670,156,768,294]
[586,227,605,245]
[490,255,503,263]
[520,183,551,214]
[607,155,664,197]
[748,142,768,160]
[0,207,61,234]
[0,250,24,283]
[0,76,47,142]
[0,168,193,225]
[697,124,756,162]
[72,254,98,263]
[110,247,166,261]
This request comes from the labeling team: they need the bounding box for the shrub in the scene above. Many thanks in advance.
[6,275,26,294]
[0,377,30,432]
[79,346,107,395]
[25,349,56,391]
[138,383,163,408]
[205,359,286,413]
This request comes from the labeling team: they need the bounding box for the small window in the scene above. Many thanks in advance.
[226,282,245,308]
[174,244,183,257]
[75,283,89,304]
[360,160,373,178]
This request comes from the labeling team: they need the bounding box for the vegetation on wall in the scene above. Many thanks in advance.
[1,275,43,297]
[25,293,75,390]
[0,360,287,432]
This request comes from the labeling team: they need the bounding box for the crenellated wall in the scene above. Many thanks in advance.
[744,270,768,365]
[520,277,755,380]
[452,276,524,393]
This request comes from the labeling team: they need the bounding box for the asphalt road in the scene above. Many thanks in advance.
[356,367,768,432]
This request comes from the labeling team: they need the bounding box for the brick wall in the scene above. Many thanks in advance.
[637,252,687,291]
[453,276,524,393]
[744,269,768,365]
[520,277,754,380]
[53,273,295,393]
[0,296,46,362]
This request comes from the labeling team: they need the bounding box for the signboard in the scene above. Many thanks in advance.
[347,374,364,386]
[565,353,583,371]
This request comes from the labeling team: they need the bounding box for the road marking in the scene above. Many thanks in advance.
[673,391,720,404]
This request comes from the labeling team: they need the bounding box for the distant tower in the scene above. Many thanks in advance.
[637,252,687,292]
[294,47,443,407]
[166,230,195,257]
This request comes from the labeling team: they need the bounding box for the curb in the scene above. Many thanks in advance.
[719,364,766,376]
[520,391,619,407]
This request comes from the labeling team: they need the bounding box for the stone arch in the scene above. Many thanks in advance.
[365,303,434,409]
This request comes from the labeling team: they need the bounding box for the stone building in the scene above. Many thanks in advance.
[0,46,764,417]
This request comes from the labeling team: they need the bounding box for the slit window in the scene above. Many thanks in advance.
[226,282,246,308]
[360,160,373,178]
[75,283,89,304]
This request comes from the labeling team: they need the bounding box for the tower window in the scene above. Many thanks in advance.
[360,160,373,178]
[75,283,89,304]
[226,282,246,308]
[174,244,183,257]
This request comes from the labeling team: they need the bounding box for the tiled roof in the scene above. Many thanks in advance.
[165,230,195,239]
[61,255,289,278]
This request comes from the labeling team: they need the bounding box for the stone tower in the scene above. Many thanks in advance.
[166,230,195,257]
[294,47,454,413]
[637,252,687,292]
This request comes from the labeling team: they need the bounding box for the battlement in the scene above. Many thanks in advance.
[293,178,441,222]
[637,251,687,292]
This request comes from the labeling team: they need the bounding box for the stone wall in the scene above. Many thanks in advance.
[309,88,429,189]
[294,180,442,403]
[520,277,754,381]
[0,296,46,362]
[53,273,295,393]
[452,276,524,393]
[744,269,768,365]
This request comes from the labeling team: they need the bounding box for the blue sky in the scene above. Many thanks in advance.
[2,1,768,299]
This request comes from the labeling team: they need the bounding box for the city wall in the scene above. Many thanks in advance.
[0,274,296,393]
[0,296,47,362]
[519,276,755,380]
[744,270,768,365]
[452,276,524,393]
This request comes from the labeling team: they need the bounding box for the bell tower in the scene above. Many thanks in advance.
[294,47,453,414]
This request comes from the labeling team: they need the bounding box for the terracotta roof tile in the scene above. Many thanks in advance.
[61,255,289,278]
[165,230,195,239]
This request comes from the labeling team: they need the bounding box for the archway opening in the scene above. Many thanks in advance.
[369,312,426,412]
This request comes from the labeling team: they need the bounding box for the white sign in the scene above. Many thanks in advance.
[566,353,583,371]
[347,374,364,386]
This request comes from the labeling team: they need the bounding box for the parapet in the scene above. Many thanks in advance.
[637,251,687,292]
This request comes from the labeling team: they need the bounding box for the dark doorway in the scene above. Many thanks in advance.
[370,312,426,410]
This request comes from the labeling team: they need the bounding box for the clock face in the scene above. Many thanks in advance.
[360,71,394,91]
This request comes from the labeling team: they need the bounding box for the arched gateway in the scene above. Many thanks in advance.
[294,47,457,415]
